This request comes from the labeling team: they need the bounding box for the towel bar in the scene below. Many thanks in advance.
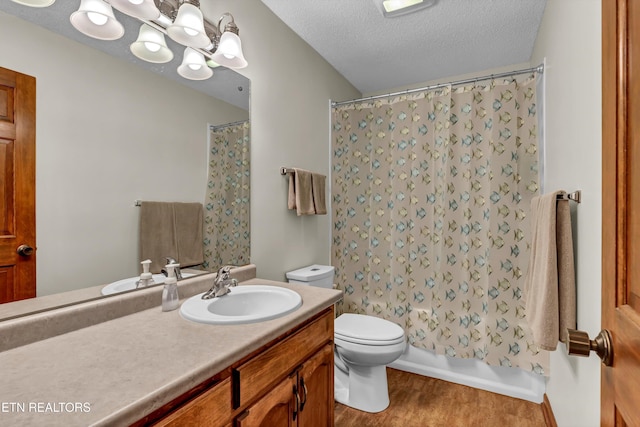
[281,167,295,175]
[556,190,581,203]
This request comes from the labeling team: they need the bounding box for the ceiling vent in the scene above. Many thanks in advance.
[374,0,438,18]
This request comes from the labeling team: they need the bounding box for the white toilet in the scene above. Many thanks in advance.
[286,265,406,413]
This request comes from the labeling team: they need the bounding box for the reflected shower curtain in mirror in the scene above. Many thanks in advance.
[204,121,250,269]
[331,75,548,374]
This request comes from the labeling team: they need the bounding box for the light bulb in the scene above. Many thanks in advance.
[211,30,247,69]
[130,24,173,63]
[183,27,198,37]
[109,0,160,20]
[219,40,239,57]
[10,0,55,6]
[144,42,161,52]
[178,47,212,80]
[167,3,209,48]
[87,11,108,25]
[70,0,124,40]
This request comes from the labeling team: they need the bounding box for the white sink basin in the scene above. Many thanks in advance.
[180,285,302,325]
[101,273,194,295]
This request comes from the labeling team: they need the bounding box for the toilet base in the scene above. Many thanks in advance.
[334,362,390,413]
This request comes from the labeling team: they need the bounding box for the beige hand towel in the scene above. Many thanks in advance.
[288,168,316,215]
[524,191,577,351]
[288,173,297,210]
[139,201,204,273]
[556,198,577,341]
[311,172,327,215]
[139,202,177,274]
[173,202,204,268]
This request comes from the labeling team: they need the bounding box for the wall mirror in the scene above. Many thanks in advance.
[0,2,250,320]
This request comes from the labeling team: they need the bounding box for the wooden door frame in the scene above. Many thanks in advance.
[601,0,618,424]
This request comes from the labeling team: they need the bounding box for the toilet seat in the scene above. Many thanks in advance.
[335,333,405,346]
[335,314,405,346]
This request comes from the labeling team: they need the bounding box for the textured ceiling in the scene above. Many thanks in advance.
[260,0,547,94]
[0,1,250,110]
[2,1,547,103]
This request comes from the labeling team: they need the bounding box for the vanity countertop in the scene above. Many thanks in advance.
[0,278,342,426]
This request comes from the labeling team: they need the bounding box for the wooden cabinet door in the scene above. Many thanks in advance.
[602,0,640,425]
[0,67,36,303]
[153,377,232,427]
[237,375,297,427]
[235,311,333,408]
[297,344,334,427]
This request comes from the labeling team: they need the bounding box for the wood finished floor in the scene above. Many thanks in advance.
[335,368,546,427]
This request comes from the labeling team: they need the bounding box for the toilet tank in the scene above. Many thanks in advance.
[286,264,335,289]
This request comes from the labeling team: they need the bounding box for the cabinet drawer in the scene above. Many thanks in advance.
[235,309,333,407]
[154,377,232,427]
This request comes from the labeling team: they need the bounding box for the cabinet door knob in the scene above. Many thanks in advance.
[566,328,613,366]
[300,378,308,411]
[292,384,300,421]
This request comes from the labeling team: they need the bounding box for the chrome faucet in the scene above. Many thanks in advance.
[202,266,237,299]
[162,257,183,280]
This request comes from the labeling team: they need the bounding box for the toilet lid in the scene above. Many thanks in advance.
[335,313,405,345]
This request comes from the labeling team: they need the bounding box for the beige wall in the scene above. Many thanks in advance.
[0,0,604,420]
[531,1,602,426]
[0,0,359,295]
[207,1,360,281]
[363,1,604,422]
[0,11,248,295]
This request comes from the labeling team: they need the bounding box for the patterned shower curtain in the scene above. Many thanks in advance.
[331,75,548,374]
[203,121,250,270]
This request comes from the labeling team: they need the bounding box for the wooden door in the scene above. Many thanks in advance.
[298,344,334,427]
[0,67,36,303]
[236,375,296,427]
[602,0,640,426]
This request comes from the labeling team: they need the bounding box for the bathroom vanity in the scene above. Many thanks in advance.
[148,309,334,426]
[0,266,342,426]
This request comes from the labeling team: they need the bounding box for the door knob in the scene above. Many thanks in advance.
[16,244,34,257]
[566,328,613,366]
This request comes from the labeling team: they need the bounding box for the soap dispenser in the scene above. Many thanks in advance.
[162,263,180,312]
[137,259,155,288]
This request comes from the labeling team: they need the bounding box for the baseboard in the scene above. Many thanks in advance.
[541,394,557,427]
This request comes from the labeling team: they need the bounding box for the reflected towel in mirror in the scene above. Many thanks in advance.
[139,201,204,273]
[312,172,327,215]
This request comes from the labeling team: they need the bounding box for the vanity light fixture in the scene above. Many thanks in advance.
[177,47,213,80]
[130,24,174,63]
[375,0,437,18]
[206,58,221,69]
[10,0,55,7]
[70,0,125,41]
[109,0,161,21]
[167,1,210,48]
[14,0,248,81]
[210,13,248,69]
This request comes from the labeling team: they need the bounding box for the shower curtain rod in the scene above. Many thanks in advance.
[331,64,544,107]
[210,119,249,131]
